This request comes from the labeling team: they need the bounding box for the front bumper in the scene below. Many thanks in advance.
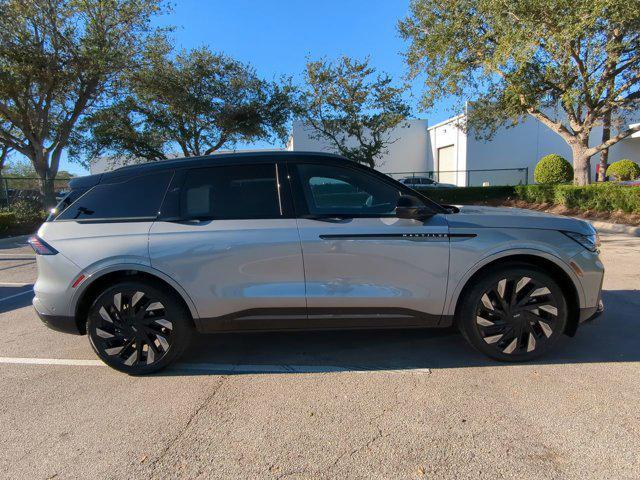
[579,299,604,324]
[33,297,81,335]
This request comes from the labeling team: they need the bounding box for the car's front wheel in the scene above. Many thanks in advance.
[87,281,192,374]
[458,265,568,361]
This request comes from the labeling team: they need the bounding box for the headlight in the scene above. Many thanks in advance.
[563,231,600,252]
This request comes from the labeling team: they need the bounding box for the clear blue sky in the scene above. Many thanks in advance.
[57,0,457,175]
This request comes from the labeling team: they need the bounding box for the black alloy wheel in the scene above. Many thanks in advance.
[459,266,568,361]
[87,281,191,374]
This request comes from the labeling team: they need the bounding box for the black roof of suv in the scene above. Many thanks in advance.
[70,151,348,190]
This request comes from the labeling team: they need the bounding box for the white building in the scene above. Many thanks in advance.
[92,115,640,185]
[288,115,640,186]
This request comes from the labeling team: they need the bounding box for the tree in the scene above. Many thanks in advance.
[298,57,410,168]
[76,46,296,163]
[0,143,11,204]
[399,0,640,185]
[0,0,166,207]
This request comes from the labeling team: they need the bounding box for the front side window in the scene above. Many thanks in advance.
[56,171,172,221]
[180,164,281,220]
[294,163,404,216]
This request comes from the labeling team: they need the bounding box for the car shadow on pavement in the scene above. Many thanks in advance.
[160,289,640,376]
[0,285,34,314]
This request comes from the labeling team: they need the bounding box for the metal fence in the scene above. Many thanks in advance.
[0,176,72,207]
[385,168,529,187]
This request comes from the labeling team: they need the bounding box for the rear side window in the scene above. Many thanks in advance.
[47,188,88,221]
[181,164,281,220]
[56,171,172,221]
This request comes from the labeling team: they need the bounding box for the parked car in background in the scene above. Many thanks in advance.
[31,152,604,374]
[399,176,456,188]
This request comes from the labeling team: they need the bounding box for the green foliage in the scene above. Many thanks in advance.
[75,46,295,163]
[1,200,47,226]
[416,186,515,204]
[399,0,640,185]
[417,183,640,214]
[299,56,410,168]
[534,154,574,184]
[606,159,640,181]
[0,0,166,205]
[515,184,640,213]
[0,212,15,232]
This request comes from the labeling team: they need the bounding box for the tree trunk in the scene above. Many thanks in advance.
[571,138,592,186]
[597,110,611,182]
[0,148,7,206]
[40,175,56,210]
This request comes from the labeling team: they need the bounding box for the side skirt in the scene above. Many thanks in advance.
[196,307,454,333]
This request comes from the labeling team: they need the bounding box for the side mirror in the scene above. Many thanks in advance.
[395,195,434,220]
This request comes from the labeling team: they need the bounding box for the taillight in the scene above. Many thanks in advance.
[28,236,58,255]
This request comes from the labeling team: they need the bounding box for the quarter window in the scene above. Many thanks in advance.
[56,171,172,221]
[180,164,281,220]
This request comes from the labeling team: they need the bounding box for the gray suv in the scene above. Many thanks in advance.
[31,152,604,374]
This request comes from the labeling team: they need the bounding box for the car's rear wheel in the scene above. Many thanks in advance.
[458,265,568,362]
[87,281,192,374]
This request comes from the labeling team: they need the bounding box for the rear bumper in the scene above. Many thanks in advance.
[33,297,81,335]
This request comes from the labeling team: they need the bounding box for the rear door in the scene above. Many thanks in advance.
[149,162,306,331]
[289,161,450,327]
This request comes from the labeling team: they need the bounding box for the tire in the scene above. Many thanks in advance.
[87,281,192,374]
[458,265,568,362]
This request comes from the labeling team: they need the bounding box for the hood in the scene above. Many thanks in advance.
[446,205,595,235]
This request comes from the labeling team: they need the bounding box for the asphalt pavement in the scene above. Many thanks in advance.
[0,232,638,479]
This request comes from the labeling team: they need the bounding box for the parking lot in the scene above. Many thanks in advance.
[0,232,638,479]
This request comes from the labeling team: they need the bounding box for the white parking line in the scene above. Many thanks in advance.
[0,290,33,303]
[0,357,431,374]
[0,282,33,287]
[0,357,104,366]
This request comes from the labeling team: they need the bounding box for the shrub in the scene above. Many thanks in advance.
[416,186,515,204]
[534,154,574,184]
[0,212,16,232]
[606,159,640,181]
[0,199,47,226]
[515,183,640,213]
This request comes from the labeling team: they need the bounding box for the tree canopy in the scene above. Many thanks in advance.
[298,57,410,168]
[0,0,165,205]
[400,0,640,185]
[75,45,296,164]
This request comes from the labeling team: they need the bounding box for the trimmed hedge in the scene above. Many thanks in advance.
[0,212,16,233]
[606,159,640,181]
[417,184,640,214]
[514,183,640,213]
[415,186,515,204]
[534,154,573,184]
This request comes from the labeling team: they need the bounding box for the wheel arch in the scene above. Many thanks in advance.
[447,251,583,336]
[71,265,199,334]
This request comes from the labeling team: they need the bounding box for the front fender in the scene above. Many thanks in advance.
[443,247,586,317]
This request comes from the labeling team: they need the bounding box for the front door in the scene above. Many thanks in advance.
[149,162,306,331]
[289,162,450,328]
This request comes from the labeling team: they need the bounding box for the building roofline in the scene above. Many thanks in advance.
[427,113,466,131]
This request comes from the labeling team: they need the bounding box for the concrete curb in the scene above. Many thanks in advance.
[586,220,640,237]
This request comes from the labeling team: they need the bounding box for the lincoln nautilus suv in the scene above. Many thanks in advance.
[31,152,604,374]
